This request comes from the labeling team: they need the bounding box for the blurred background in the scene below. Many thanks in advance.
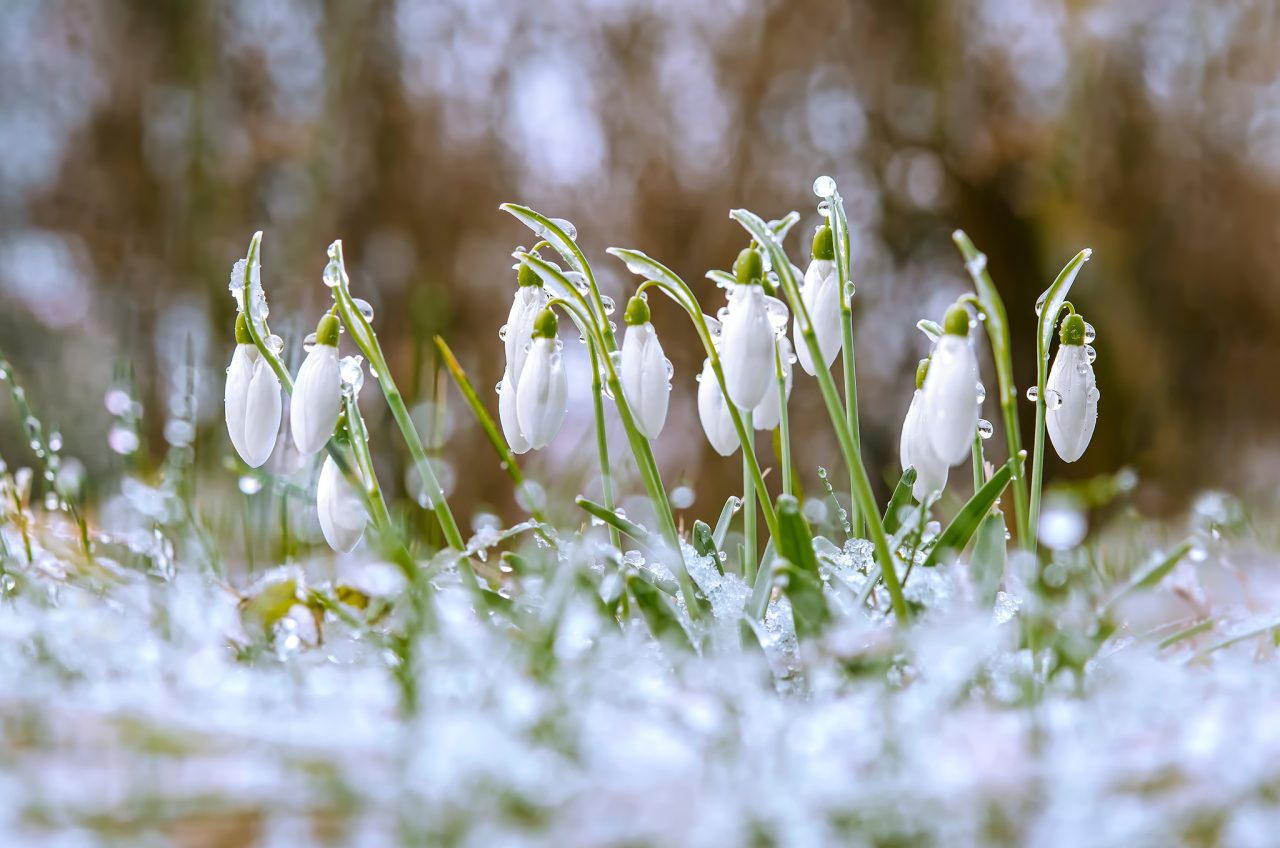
[2,0,1279,534]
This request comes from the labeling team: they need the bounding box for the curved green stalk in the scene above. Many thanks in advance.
[826,185,863,537]
[606,248,780,542]
[324,243,470,566]
[775,343,793,497]
[730,210,908,622]
[1028,249,1093,548]
[588,340,621,551]
[951,231,1030,548]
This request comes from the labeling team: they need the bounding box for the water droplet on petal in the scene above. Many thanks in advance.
[303,332,318,353]
[1083,322,1096,344]
[1085,345,1097,363]
[1045,389,1063,410]
[498,324,509,342]
[975,382,986,403]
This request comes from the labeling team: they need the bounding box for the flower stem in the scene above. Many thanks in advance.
[840,306,862,537]
[775,344,793,497]
[742,411,757,584]
[972,432,985,494]
[589,342,621,551]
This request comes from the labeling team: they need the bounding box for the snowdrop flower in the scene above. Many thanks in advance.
[619,296,671,439]
[1046,313,1099,463]
[720,248,775,409]
[515,309,568,450]
[290,314,342,456]
[697,358,739,456]
[900,359,949,501]
[317,454,367,553]
[922,304,980,465]
[794,225,843,376]
[752,337,794,431]
[224,314,282,468]
[504,262,549,387]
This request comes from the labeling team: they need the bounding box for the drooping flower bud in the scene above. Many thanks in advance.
[900,358,949,501]
[922,304,980,465]
[1046,313,1098,463]
[794,225,843,376]
[498,369,529,455]
[225,314,282,468]
[720,278,775,409]
[620,296,670,439]
[515,309,568,450]
[697,358,739,456]
[317,454,367,553]
[290,314,342,456]
[752,337,794,431]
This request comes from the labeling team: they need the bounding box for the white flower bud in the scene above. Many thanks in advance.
[794,258,843,376]
[317,455,367,553]
[1046,316,1098,463]
[290,316,342,456]
[225,342,282,468]
[720,284,775,409]
[922,307,980,465]
[620,321,671,439]
[515,310,567,450]
[697,358,739,456]
[498,369,529,455]
[504,283,548,386]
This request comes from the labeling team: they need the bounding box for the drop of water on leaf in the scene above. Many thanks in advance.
[812,175,837,198]
[976,419,994,440]
[104,388,133,416]
[108,425,139,455]
[1025,386,1039,402]
[265,335,285,355]
[549,217,578,241]
[601,296,616,316]
[353,298,374,322]
[340,355,365,393]
[1034,292,1047,316]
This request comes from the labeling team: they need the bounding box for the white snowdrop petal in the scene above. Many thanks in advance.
[505,287,548,383]
[900,390,948,500]
[224,344,255,463]
[317,455,367,553]
[922,335,980,465]
[290,344,341,455]
[498,369,529,455]
[1046,344,1098,463]
[621,324,670,439]
[794,259,843,376]
[515,338,567,450]
[239,354,282,468]
[721,286,775,409]
[697,359,739,457]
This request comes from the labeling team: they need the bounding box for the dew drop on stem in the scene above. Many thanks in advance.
[812,175,837,198]
[1026,385,1039,402]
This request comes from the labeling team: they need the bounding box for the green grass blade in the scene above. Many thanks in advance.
[882,468,917,535]
[922,459,1014,568]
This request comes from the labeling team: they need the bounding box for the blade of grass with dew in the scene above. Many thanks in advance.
[951,231,1030,548]
[922,458,1014,568]
[1104,540,1194,613]
[774,494,831,640]
[971,509,1008,608]
[626,574,695,652]
[713,496,740,551]
[882,468,917,535]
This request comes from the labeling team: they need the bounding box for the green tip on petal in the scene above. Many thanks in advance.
[624,295,650,326]
[235,313,251,344]
[315,313,340,347]
[733,247,763,285]
[811,225,835,261]
[1060,312,1086,346]
[532,308,558,339]
[517,262,541,288]
[943,304,970,337]
[915,358,930,390]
